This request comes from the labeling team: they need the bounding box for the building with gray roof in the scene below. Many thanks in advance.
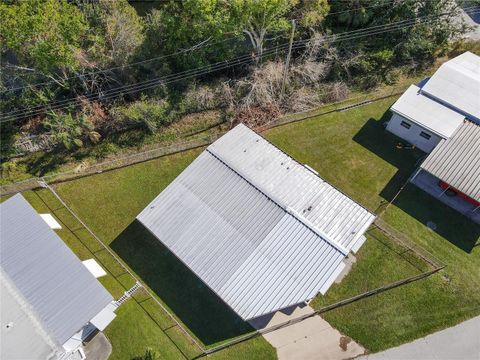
[137,124,375,320]
[1,194,116,360]
[411,121,480,223]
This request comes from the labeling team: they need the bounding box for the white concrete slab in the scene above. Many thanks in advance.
[250,305,366,360]
[89,305,116,331]
[82,259,107,278]
[39,214,62,229]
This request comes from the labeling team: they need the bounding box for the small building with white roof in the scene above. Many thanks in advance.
[137,124,375,321]
[1,194,116,360]
[386,51,480,153]
[421,51,480,123]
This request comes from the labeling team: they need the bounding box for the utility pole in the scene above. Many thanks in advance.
[281,19,296,100]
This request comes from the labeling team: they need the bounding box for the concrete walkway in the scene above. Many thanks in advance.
[83,332,112,360]
[250,305,366,360]
[361,316,480,360]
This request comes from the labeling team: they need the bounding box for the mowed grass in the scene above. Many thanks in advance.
[19,188,274,360]
[264,99,480,352]
[47,97,480,355]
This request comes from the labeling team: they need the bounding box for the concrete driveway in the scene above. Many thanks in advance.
[250,305,366,360]
[83,332,112,360]
[361,316,480,360]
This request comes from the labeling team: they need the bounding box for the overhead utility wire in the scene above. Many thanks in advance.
[0,12,469,123]
[0,0,402,92]
[1,8,473,123]
[1,8,475,123]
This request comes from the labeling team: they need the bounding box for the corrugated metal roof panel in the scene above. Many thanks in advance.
[138,151,345,320]
[0,195,113,346]
[390,85,465,138]
[421,121,480,202]
[421,52,480,122]
[138,125,375,320]
[1,277,61,360]
[208,124,376,251]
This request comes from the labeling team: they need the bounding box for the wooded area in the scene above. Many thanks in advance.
[0,0,475,164]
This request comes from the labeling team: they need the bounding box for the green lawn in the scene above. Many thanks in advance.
[264,99,480,352]
[22,97,480,357]
[20,188,274,360]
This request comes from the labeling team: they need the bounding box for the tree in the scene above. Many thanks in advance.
[323,0,467,85]
[0,0,87,73]
[230,0,298,62]
[143,0,316,70]
[82,0,144,66]
[295,0,330,29]
[142,0,239,71]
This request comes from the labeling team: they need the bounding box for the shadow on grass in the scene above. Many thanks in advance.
[111,220,253,346]
[353,115,426,202]
[20,148,92,177]
[390,185,480,253]
[353,114,479,251]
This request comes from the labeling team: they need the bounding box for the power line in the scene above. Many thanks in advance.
[0,12,468,123]
[2,7,472,122]
[0,0,404,93]
[1,48,286,121]
[1,7,475,123]
[324,0,399,17]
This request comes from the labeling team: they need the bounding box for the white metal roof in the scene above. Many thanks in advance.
[137,124,375,320]
[421,52,480,122]
[0,195,113,352]
[209,124,375,251]
[421,121,480,202]
[390,85,465,138]
[1,276,61,360]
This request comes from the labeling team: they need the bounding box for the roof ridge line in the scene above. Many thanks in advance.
[238,123,375,217]
[206,147,348,256]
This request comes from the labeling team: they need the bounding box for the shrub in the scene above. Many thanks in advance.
[287,87,322,112]
[111,99,173,133]
[43,112,100,150]
[319,82,350,103]
[89,142,118,159]
[290,60,329,88]
[232,103,282,128]
[236,61,285,109]
[178,81,236,114]
[133,348,157,360]
[179,84,218,114]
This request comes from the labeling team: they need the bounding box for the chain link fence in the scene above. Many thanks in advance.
[0,84,410,197]
[0,135,220,196]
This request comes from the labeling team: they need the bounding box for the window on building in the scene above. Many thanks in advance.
[419,131,431,140]
[400,121,411,129]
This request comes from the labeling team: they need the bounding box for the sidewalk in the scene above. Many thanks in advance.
[250,305,366,360]
[361,316,480,360]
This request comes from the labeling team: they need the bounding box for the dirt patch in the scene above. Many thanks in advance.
[339,336,352,351]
